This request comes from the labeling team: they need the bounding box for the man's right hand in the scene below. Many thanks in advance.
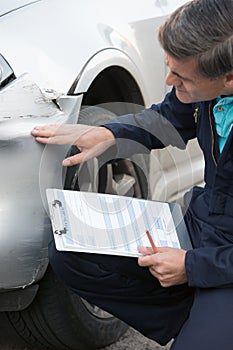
[31,124,115,166]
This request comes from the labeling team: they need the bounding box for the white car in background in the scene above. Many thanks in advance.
[0,1,203,349]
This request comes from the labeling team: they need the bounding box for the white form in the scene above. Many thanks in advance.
[46,189,181,257]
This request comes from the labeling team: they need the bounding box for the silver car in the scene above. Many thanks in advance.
[0,1,203,349]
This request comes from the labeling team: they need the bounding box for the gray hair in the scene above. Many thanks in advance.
[158,0,233,79]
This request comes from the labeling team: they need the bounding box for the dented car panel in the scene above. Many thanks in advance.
[0,74,82,289]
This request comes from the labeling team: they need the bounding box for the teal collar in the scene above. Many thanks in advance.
[213,96,233,152]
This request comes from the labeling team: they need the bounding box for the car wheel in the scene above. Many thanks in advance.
[6,266,128,350]
[6,106,150,350]
[64,106,150,198]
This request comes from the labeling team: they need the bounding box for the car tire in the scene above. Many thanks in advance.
[6,266,128,350]
[6,106,150,350]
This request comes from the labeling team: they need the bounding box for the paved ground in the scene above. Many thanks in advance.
[101,327,172,350]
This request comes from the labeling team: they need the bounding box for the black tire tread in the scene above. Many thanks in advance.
[7,266,127,350]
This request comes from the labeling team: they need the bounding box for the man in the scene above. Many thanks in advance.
[31,0,233,349]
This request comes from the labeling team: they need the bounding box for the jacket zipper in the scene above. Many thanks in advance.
[208,104,217,167]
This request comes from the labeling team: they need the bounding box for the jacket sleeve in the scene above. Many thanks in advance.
[185,245,233,288]
[103,87,197,158]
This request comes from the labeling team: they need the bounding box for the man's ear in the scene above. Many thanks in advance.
[224,72,233,88]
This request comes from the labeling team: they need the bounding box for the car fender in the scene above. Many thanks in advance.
[72,48,150,105]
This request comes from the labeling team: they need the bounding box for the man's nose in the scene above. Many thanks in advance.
[165,71,180,86]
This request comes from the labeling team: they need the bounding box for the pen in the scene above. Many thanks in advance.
[146,230,158,253]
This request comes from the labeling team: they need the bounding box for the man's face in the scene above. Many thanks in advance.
[165,53,228,103]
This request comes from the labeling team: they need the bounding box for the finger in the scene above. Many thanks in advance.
[32,125,96,146]
[138,254,156,267]
[31,125,61,137]
[149,269,173,287]
[35,130,84,145]
[62,150,92,166]
[33,124,94,136]
[137,246,154,255]
[33,136,53,144]
[63,154,83,166]
[34,135,75,145]
[148,266,162,276]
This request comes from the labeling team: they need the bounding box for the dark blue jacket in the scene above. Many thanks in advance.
[104,87,233,289]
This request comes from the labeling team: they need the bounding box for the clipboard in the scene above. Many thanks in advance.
[46,188,192,257]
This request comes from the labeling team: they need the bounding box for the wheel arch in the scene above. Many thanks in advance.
[69,49,148,110]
